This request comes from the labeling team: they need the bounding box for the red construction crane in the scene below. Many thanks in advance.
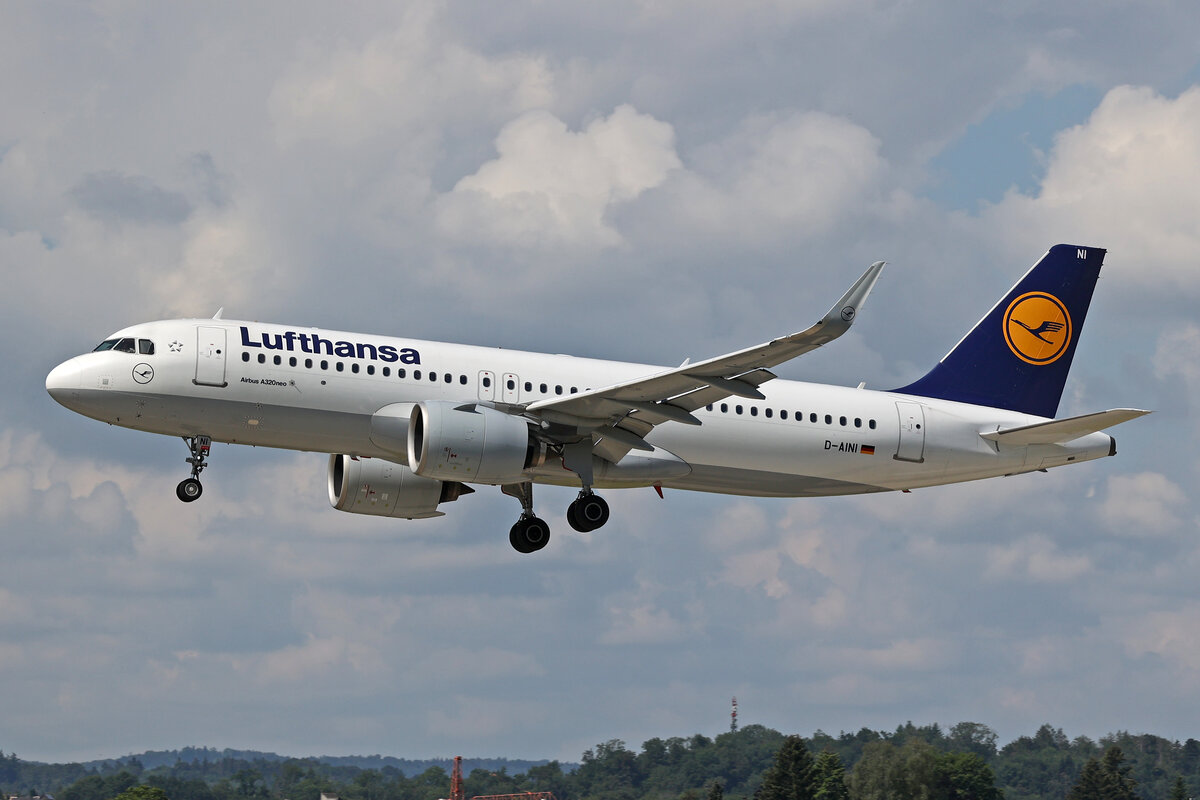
[451,757,465,800]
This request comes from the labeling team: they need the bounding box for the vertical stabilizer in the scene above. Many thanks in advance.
[892,244,1105,418]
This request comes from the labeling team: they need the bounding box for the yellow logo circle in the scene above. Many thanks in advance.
[1003,292,1072,365]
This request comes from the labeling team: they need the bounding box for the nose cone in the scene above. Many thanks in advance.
[46,359,82,405]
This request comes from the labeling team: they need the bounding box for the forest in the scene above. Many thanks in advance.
[2,722,1198,800]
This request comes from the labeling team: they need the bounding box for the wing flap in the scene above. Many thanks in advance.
[981,408,1151,446]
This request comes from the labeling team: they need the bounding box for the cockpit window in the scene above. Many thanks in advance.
[113,338,136,353]
[138,339,155,355]
[93,339,118,352]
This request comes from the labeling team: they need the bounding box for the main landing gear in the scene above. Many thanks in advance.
[176,435,211,503]
[502,482,550,554]
[501,482,612,554]
[567,490,609,532]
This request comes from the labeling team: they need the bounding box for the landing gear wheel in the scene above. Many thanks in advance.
[568,493,610,532]
[509,517,550,554]
[176,478,203,502]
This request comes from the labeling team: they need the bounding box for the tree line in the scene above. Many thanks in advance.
[4,721,1199,800]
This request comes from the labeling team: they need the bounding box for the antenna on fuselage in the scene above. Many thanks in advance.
[212,308,225,320]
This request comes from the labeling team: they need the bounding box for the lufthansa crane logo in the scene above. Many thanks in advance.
[1003,292,1072,365]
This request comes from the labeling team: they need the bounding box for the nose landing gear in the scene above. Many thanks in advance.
[176,435,212,503]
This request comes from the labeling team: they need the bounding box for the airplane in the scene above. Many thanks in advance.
[46,244,1148,553]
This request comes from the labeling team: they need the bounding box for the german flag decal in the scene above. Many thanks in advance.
[861,444,876,455]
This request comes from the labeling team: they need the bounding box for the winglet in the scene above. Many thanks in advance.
[816,260,886,338]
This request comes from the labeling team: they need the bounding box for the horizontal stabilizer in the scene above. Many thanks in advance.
[981,408,1151,446]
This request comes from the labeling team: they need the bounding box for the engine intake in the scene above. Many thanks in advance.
[328,454,471,519]
[408,401,541,485]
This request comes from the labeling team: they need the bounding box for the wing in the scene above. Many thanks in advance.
[526,260,886,465]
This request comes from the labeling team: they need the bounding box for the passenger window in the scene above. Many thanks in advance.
[810,413,817,423]
[482,375,490,387]
[306,358,313,369]
[290,356,297,367]
[382,366,389,376]
[525,381,532,392]
[869,419,877,430]
[460,375,467,385]
[258,354,266,364]
[414,370,422,380]
[321,360,329,370]
[273,355,282,366]
[336,362,344,372]
[351,363,359,374]
[735,405,743,415]
[781,410,788,420]
[750,407,758,417]
[571,387,578,394]
[555,385,563,395]
[720,403,728,413]
[765,408,773,418]
[825,414,832,424]
[367,364,375,375]
[706,404,714,411]
[399,368,406,379]
[242,352,250,362]
[506,378,515,390]
[540,383,548,393]
[138,339,155,355]
[854,418,862,428]
[444,373,451,383]
[839,416,847,426]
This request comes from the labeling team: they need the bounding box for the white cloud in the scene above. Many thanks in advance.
[985,85,1200,293]
[985,535,1092,582]
[437,105,681,248]
[268,4,553,149]
[1098,472,1187,535]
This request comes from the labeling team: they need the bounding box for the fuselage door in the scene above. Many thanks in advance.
[195,326,228,387]
[478,370,496,402]
[894,401,926,463]
[502,373,520,404]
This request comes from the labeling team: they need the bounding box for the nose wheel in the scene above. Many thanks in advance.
[176,435,212,503]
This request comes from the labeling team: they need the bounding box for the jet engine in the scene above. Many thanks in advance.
[408,401,545,485]
[328,454,471,519]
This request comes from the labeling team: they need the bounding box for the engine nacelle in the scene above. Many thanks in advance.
[408,401,539,485]
[328,454,471,520]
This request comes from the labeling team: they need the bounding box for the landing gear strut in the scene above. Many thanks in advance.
[176,435,211,503]
[567,490,610,532]
[502,481,550,554]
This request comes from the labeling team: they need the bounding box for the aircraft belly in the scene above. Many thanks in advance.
[82,389,377,456]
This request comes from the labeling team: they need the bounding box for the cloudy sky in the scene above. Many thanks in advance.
[3,0,1200,766]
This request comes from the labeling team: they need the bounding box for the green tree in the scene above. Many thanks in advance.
[1067,759,1106,800]
[1099,747,1137,800]
[707,780,724,800]
[759,736,816,800]
[111,787,169,800]
[811,751,849,800]
[1170,776,1188,800]
[935,751,1002,800]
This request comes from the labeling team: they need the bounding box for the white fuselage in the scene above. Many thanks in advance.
[45,318,1115,498]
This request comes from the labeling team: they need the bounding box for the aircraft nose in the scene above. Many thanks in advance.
[46,359,82,404]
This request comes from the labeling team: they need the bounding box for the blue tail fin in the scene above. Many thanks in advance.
[892,244,1105,418]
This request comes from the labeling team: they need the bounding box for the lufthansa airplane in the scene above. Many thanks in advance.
[46,245,1147,553]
